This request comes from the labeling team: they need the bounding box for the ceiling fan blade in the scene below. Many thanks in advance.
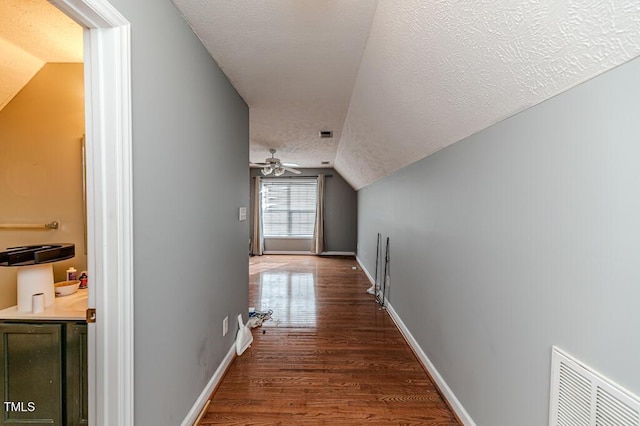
[281,162,300,167]
[250,162,268,167]
[282,166,302,175]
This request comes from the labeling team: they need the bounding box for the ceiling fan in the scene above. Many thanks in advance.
[251,149,301,176]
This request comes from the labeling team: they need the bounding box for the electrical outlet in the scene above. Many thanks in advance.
[222,316,228,336]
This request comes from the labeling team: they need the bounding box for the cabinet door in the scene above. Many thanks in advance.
[0,323,63,425]
[65,323,88,425]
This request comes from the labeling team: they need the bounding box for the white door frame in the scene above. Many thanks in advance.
[50,0,134,424]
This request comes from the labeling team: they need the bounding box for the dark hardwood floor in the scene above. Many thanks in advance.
[200,255,459,425]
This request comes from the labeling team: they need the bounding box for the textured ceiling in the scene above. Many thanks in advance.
[172,0,379,169]
[336,0,640,189]
[173,0,640,189]
[0,0,82,110]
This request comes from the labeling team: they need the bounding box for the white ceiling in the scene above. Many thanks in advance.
[0,0,82,111]
[174,0,640,189]
[173,0,379,170]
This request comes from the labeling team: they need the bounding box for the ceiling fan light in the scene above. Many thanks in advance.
[274,166,285,176]
[261,165,273,176]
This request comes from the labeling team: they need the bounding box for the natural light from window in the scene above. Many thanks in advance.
[258,271,316,327]
[261,179,317,238]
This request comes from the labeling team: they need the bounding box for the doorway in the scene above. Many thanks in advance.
[0,0,133,423]
[0,3,87,425]
[49,0,134,424]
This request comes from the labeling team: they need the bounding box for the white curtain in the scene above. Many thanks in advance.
[251,176,264,256]
[311,174,325,254]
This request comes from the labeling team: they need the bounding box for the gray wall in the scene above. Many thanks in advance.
[107,1,249,424]
[357,56,640,426]
[250,168,357,253]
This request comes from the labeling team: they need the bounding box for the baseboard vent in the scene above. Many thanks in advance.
[549,346,640,426]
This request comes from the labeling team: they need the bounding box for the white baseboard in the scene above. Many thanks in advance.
[263,251,310,255]
[181,342,236,426]
[355,255,375,285]
[263,251,355,256]
[355,255,476,426]
[384,302,476,426]
[320,251,355,256]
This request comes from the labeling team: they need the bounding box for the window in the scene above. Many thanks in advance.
[261,179,317,237]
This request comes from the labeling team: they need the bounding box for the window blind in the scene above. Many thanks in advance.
[261,179,317,237]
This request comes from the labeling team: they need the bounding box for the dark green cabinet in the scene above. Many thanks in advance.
[65,324,88,425]
[0,322,87,425]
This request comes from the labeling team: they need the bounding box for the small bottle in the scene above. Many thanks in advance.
[66,267,77,281]
[79,271,88,289]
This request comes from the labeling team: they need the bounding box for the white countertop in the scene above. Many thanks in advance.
[0,288,88,321]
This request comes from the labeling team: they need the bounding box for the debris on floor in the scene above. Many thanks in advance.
[247,308,273,328]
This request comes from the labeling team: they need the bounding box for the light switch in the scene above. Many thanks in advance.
[239,207,247,221]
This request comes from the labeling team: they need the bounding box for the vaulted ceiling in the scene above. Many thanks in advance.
[0,0,82,111]
[174,1,640,189]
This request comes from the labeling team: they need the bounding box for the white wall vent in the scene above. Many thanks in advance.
[550,346,640,426]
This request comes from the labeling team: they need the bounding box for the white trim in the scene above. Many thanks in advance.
[320,251,355,256]
[355,256,476,426]
[384,302,476,426]
[181,343,236,426]
[263,251,313,255]
[51,0,128,28]
[263,251,355,256]
[50,1,134,425]
[355,255,375,284]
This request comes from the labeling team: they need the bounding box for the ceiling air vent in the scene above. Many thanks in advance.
[319,130,333,138]
[549,346,640,426]
[321,161,330,165]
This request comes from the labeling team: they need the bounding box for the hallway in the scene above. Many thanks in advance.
[200,255,459,425]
